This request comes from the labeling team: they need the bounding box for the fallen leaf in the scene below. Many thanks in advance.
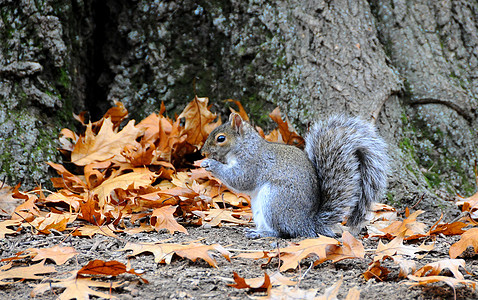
[413,259,468,280]
[193,208,251,227]
[177,95,217,147]
[374,231,434,261]
[278,236,340,271]
[405,275,476,295]
[71,117,143,166]
[363,260,391,281]
[0,219,22,238]
[0,261,56,285]
[150,205,188,234]
[121,241,230,268]
[0,184,22,216]
[449,228,478,258]
[268,107,304,147]
[26,245,79,265]
[70,224,119,238]
[31,271,123,299]
[325,231,365,263]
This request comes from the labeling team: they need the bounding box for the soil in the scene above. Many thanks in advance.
[1,214,477,300]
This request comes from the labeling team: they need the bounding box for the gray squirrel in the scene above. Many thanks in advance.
[200,113,388,238]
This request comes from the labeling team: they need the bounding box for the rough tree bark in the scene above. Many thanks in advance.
[0,0,476,213]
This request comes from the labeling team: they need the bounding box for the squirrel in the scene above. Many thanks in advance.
[200,113,388,238]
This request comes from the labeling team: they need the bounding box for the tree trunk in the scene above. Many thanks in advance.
[1,0,476,213]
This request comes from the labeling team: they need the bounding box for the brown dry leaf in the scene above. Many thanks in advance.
[345,287,361,300]
[77,260,127,276]
[227,99,250,121]
[278,236,340,271]
[26,245,79,265]
[44,191,83,212]
[325,231,365,263]
[316,278,343,300]
[92,169,156,208]
[456,189,478,223]
[121,241,230,268]
[449,228,478,258]
[268,107,304,147]
[177,95,218,147]
[193,208,251,227]
[0,261,56,285]
[30,212,77,234]
[391,255,417,278]
[405,275,476,294]
[31,271,123,300]
[0,219,22,238]
[413,259,468,280]
[259,285,318,300]
[47,162,87,190]
[374,231,434,261]
[150,205,188,234]
[0,184,22,216]
[70,224,119,238]
[71,117,143,166]
[363,260,391,281]
[228,271,297,290]
[228,272,271,291]
[428,221,467,236]
[370,210,426,239]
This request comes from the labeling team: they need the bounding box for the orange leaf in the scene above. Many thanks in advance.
[26,245,78,265]
[78,260,127,276]
[227,99,250,121]
[449,228,478,258]
[121,241,230,268]
[268,107,304,147]
[278,236,340,271]
[0,219,22,238]
[413,259,468,280]
[325,231,365,263]
[71,117,143,166]
[0,261,56,284]
[363,260,390,281]
[150,205,188,234]
[177,95,217,146]
[31,271,123,299]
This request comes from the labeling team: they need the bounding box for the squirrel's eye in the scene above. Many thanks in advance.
[216,134,226,143]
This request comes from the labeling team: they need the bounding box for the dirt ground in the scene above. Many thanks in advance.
[1,207,478,300]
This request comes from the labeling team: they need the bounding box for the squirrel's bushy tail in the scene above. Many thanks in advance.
[305,115,388,232]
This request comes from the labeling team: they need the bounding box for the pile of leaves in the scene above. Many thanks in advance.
[0,97,478,299]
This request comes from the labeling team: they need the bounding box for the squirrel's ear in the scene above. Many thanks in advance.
[229,113,243,133]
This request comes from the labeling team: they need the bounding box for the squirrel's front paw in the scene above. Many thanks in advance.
[200,158,219,172]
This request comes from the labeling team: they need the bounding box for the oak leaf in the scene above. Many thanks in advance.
[0,184,22,216]
[405,275,476,296]
[31,271,123,300]
[176,95,218,146]
[0,219,22,238]
[413,259,468,280]
[121,241,230,268]
[374,231,434,261]
[449,227,478,258]
[77,259,144,280]
[192,208,251,227]
[324,231,365,263]
[363,260,391,281]
[228,271,297,290]
[71,117,143,166]
[30,212,77,234]
[150,205,188,234]
[26,245,79,265]
[70,224,119,238]
[0,261,56,285]
[277,236,340,271]
[268,107,304,147]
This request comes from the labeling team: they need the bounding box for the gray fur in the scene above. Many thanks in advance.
[201,114,388,238]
